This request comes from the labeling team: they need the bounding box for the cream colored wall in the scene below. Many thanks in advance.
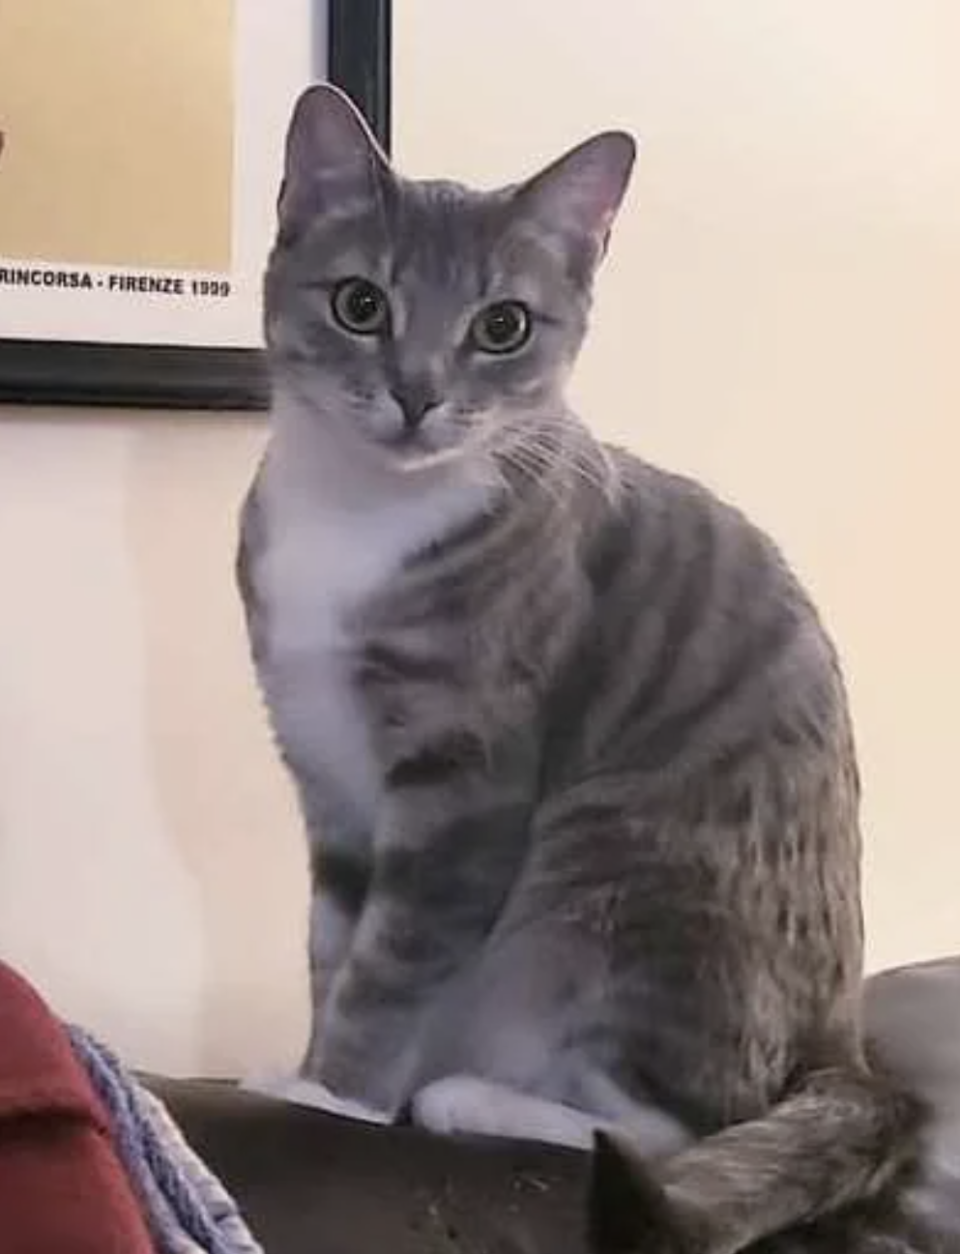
[0,413,308,1075]
[0,1,957,1075]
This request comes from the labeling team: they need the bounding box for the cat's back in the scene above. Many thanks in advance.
[549,443,848,788]
[599,444,820,629]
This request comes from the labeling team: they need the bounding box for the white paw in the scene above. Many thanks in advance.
[412,1075,596,1149]
[241,1072,390,1125]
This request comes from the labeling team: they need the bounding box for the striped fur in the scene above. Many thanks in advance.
[237,86,922,1252]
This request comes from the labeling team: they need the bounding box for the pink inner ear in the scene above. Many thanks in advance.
[577,168,621,226]
[594,200,620,239]
[277,85,388,231]
[573,138,636,238]
[526,131,636,242]
[287,84,387,181]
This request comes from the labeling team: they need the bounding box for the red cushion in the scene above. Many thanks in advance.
[0,959,156,1254]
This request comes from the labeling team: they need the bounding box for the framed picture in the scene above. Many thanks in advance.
[0,0,391,410]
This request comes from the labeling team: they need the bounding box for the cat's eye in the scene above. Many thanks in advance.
[470,300,531,355]
[331,277,390,336]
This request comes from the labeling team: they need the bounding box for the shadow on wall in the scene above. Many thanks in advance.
[125,415,308,1077]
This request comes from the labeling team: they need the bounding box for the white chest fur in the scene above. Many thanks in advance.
[253,446,490,832]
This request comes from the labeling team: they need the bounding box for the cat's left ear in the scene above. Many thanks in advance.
[277,83,390,238]
[516,130,637,264]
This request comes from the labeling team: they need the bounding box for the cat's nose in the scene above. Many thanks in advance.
[390,384,440,431]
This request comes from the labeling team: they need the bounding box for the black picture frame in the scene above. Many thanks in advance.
[0,0,391,412]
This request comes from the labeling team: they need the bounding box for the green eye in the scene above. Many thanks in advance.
[470,300,531,355]
[331,277,390,335]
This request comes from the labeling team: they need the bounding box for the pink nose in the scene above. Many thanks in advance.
[390,386,440,431]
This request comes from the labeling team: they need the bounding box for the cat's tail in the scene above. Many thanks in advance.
[588,1065,922,1254]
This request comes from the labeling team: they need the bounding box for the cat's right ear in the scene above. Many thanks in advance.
[515,130,637,269]
[277,83,389,238]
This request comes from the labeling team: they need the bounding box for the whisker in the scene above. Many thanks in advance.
[548,425,617,502]
[496,443,567,508]
[467,404,620,508]
[510,425,614,500]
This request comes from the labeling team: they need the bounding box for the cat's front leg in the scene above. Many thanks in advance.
[272,778,374,1076]
[311,751,534,1119]
[301,819,373,1074]
[244,799,378,1114]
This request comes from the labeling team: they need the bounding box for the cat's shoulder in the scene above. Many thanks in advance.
[601,442,813,603]
[605,443,772,534]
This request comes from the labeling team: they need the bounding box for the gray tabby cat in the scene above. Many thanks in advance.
[238,84,919,1251]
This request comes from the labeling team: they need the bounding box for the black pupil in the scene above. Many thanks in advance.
[346,283,380,325]
[485,304,522,345]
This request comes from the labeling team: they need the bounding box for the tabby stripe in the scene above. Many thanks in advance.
[404,493,548,606]
[378,812,525,911]
[539,520,677,779]
[386,730,488,788]
[409,500,503,568]
[335,948,446,1014]
[311,847,370,916]
[637,611,800,774]
[357,642,459,686]
[584,508,636,594]
[627,513,719,725]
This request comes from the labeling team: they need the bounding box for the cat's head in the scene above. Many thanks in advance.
[264,84,635,472]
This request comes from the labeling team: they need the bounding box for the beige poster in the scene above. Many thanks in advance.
[0,0,235,272]
[0,0,316,349]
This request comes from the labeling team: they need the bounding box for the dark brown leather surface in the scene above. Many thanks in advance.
[146,1075,592,1254]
